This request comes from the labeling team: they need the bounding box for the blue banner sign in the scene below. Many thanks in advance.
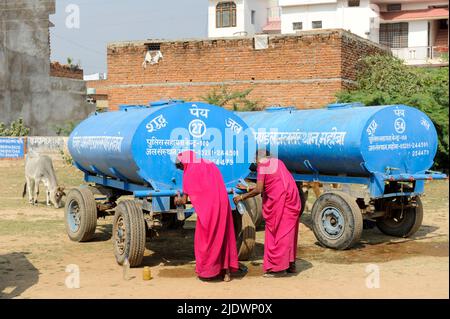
[0,137,26,159]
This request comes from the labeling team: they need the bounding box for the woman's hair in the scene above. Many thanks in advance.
[175,157,184,170]
[256,148,271,158]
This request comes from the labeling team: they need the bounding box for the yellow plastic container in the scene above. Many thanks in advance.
[143,266,152,281]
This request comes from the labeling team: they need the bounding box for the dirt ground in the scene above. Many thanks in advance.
[0,159,448,299]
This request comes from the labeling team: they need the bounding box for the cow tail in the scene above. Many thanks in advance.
[22,182,27,198]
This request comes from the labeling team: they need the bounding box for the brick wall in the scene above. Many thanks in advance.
[50,62,83,80]
[89,29,387,110]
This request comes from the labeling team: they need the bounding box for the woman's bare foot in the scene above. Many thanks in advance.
[223,270,231,282]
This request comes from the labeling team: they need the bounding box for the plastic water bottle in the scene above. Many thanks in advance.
[236,201,246,215]
[123,257,130,280]
[176,205,185,221]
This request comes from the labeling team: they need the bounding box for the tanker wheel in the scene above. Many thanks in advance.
[233,207,256,261]
[242,195,264,229]
[376,197,423,238]
[64,187,97,242]
[113,200,146,267]
[311,191,363,250]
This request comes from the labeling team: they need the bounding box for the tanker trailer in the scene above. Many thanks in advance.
[65,101,258,266]
[237,103,447,250]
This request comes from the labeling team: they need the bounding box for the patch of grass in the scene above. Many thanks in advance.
[423,180,449,211]
[0,160,85,209]
[0,219,64,236]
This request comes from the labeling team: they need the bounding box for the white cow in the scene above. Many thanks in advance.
[22,153,65,208]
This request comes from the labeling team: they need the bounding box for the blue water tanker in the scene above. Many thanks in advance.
[237,103,447,250]
[65,101,257,266]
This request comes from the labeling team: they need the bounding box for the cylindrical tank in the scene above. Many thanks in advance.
[238,104,438,176]
[68,102,254,190]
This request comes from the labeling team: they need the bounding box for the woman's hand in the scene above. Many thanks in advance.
[233,195,243,205]
[175,195,187,206]
[236,183,255,192]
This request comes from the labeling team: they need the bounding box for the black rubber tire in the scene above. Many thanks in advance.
[298,185,307,216]
[376,197,423,238]
[233,209,256,261]
[64,187,97,242]
[113,200,146,267]
[242,195,263,228]
[311,191,363,250]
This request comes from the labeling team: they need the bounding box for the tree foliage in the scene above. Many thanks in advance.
[52,121,80,136]
[337,55,449,169]
[200,86,260,111]
[0,118,31,136]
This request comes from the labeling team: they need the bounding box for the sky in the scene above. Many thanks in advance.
[50,0,208,75]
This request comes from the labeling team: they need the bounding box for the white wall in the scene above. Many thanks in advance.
[338,0,374,38]
[208,0,247,37]
[281,0,378,38]
[208,0,272,37]
[245,0,270,35]
[281,3,337,33]
[408,20,429,47]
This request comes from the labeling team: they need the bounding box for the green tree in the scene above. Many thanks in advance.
[52,120,80,136]
[200,86,260,111]
[0,118,31,136]
[337,55,449,170]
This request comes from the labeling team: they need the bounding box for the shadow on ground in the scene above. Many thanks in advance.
[91,224,113,242]
[298,211,447,264]
[0,252,39,299]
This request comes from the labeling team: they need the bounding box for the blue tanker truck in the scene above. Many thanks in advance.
[65,100,447,266]
[66,101,259,266]
[238,102,447,250]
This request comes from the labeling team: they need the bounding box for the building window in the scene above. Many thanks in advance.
[251,10,256,25]
[293,22,303,31]
[348,0,360,7]
[387,4,402,12]
[216,2,237,28]
[379,22,408,48]
[312,21,322,29]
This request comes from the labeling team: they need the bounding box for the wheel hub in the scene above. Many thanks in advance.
[115,216,126,255]
[320,206,345,239]
[68,200,81,233]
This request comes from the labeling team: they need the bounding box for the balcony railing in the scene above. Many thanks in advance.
[391,46,448,64]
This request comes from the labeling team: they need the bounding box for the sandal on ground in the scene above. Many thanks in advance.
[287,263,297,274]
[198,275,222,282]
[263,270,288,278]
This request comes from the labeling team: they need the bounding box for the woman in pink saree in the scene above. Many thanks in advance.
[174,151,239,282]
[234,150,301,277]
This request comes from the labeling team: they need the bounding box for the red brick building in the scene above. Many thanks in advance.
[88,29,388,110]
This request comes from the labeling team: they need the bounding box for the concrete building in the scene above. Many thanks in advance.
[208,0,280,37]
[0,0,94,135]
[208,0,449,65]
